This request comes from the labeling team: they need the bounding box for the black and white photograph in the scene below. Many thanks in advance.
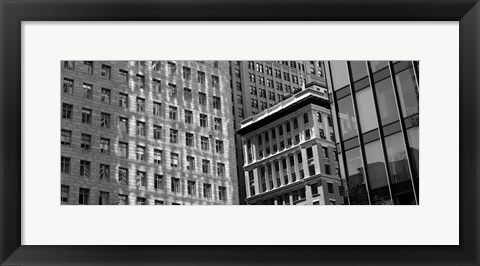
[61,60,419,205]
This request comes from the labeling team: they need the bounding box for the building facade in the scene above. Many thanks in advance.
[237,86,344,205]
[326,61,419,205]
[230,61,326,204]
[61,60,238,205]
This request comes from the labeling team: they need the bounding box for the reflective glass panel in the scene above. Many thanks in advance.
[375,78,399,125]
[369,61,388,72]
[364,140,391,205]
[395,67,419,117]
[407,126,419,198]
[329,61,349,90]
[384,132,416,205]
[356,86,378,133]
[350,61,368,81]
[345,148,369,204]
[337,96,358,140]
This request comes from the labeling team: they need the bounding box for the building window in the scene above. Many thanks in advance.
[119,93,128,108]
[136,197,146,205]
[325,164,331,175]
[97,191,110,205]
[63,61,74,70]
[188,181,196,196]
[81,108,92,124]
[136,145,146,161]
[84,61,93,74]
[153,101,162,117]
[118,194,128,205]
[80,160,91,177]
[249,85,257,95]
[61,156,70,174]
[152,78,161,93]
[184,88,192,101]
[119,117,128,133]
[238,108,244,118]
[171,177,180,193]
[79,188,90,205]
[197,71,205,84]
[62,78,74,94]
[203,184,212,198]
[169,106,177,120]
[153,125,162,140]
[82,83,93,99]
[154,149,163,164]
[186,132,194,147]
[183,66,191,79]
[305,129,311,140]
[62,103,73,119]
[154,174,164,190]
[80,133,91,150]
[61,130,71,146]
[136,97,145,113]
[119,69,129,84]
[201,136,209,151]
[136,171,146,187]
[200,114,208,127]
[185,110,193,124]
[293,118,298,129]
[202,159,210,174]
[118,168,128,185]
[249,73,256,82]
[217,163,225,176]
[319,129,326,139]
[215,140,224,154]
[248,171,255,196]
[119,142,128,158]
[99,164,110,181]
[100,138,110,154]
[100,64,111,79]
[214,118,222,131]
[168,62,176,76]
[303,113,309,124]
[151,61,161,71]
[199,92,207,106]
[100,112,110,128]
[186,156,195,171]
[322,147,329,158]
[136,121,145,136]
[211,75,220,89]
[327,182,334,194]
[170,129,178,143]
[219,186,227,201]
[213,96,221,109]
[170,153,179,168]
[61,185,69,203]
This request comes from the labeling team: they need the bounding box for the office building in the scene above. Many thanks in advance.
[230,61,326,204]
[325,61,419,205]
[237,85,344,205]
[61,60,238,205]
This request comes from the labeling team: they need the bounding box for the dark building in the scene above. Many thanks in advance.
[325,61,419,205]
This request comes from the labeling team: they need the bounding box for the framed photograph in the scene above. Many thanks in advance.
[1,0,479,265]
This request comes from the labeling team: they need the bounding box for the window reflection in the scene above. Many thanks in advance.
[356,87,378,133]
[395,68,419,117]
[369,61,388,73]
[375,78,399,125]
[350,61,368,81]
[364,140,391,205]
[407,127,419,198]
[330,61,349,90]
[385,133,416,205]
[337,96,358,140]
[345,148,369,204]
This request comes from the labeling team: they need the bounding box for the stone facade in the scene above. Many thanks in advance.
[61,61,238,205]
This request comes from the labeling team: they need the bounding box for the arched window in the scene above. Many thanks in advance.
[264,132,269,142]
[286,121,291,132]
[317,112,322,122]
[271,128,276,139]
[293,118,298,129]
[258,135,262,145]
[278,125,283,135]
[303,113,309,124]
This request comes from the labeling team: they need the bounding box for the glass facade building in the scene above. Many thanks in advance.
[326,61,419,205]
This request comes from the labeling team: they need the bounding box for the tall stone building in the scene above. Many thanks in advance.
[236,85,344,205]
[61,61,238,205]
[230,61,326,204]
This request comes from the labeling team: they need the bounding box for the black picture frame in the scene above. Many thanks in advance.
[1,0,479,265]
